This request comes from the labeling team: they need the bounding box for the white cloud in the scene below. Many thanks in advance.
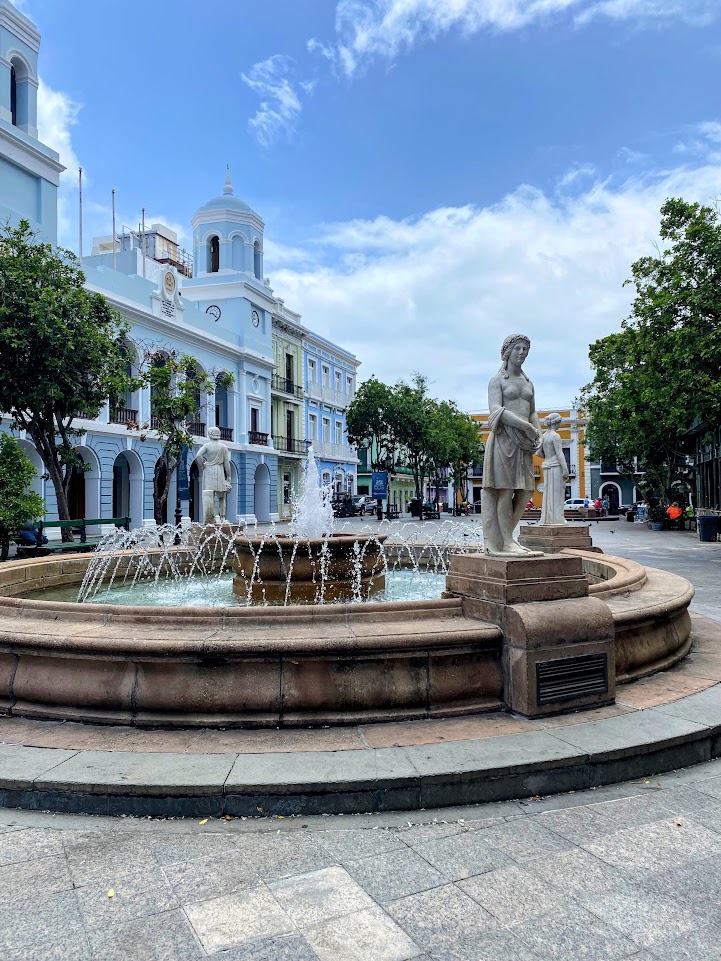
[241,55,304,147]
[322,0,718,76]
[267,125,721,410]
[36,77,82,249]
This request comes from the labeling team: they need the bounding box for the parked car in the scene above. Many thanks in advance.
[352,495,377,515]
[332,495,357,518]
[564,498,587,509]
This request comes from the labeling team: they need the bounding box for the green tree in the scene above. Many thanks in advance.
[0,221,136,537]
[579,197,721,503]
[346,376,399,470]
[0,434,44,560]
[394,375,437,500]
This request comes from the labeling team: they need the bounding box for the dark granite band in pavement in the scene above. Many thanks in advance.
[0,683,720,816]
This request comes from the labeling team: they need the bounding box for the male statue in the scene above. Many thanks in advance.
[195,426,232,524]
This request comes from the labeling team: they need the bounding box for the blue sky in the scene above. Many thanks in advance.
[17,0,721,410]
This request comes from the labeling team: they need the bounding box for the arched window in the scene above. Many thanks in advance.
[10,65,17,127]
[253,240,262,279]
[209,235,220,273]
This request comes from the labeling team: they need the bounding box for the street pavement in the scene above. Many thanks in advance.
[1,518,720,960]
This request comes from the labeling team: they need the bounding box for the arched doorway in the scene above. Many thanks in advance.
[253,463,271,523]
[112,451,144,528]
[600,482,621,514]
[68,447,101,523]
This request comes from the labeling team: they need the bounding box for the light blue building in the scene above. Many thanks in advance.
[0,0,62,243]
[303,333,359,494]
[0,2,360,531]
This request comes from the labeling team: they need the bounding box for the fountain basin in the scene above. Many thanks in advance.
[0,548,695,728]
[233,532,388,603]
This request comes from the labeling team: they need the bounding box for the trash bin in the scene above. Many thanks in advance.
[626,510,635,523]
[409,498,421,518]
[698,515,718,542]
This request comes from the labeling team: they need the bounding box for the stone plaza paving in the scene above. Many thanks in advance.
[0,521,719,960]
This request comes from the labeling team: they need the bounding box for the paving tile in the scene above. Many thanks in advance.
[36,749,234,796]
[646,922,721,959]
[615,673,716,710]
[360,712,535,748]
[475,816,573,862]
[269,865,376,927]
[513,904,639,960]
[549,709,706,760]
[184,885,293,953]
[584,817,721,876]
[192,726,364,754]
[653,684,721,727]
[315,827,406,862]
[0,890,92,961]
[0,743,77,788]
[163,851,260,904]
[0,854,74,904]
[533,804,613,843]
[233,831,335,882]
[304,904,423,961]
[63,832,163,887]
[529,847,632,896]
[206,932,320,960]
[144,830,241,866]
[227,747,418,793]
[575,884,699,948]
[425,929,544,961]
[386,884,498,957]
[0,825,64,864]
[586,793,678,830]
[414,828,512,880]
[641,852,721,911]
[345,847,446,902]
[458,864,564,925]
[393,820,468,847]
[76,868,178,932]
[88,907,203,960]
[538,703,635,728]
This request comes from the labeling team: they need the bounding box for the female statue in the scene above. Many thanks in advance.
[481,334,542,555]
[538,413,569,526]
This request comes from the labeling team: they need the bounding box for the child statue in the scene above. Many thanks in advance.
[194,426,232,524]
[538,413,570,526]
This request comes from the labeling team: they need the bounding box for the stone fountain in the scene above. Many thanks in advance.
[233,447,387,603]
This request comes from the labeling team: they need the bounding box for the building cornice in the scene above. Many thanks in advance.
[0,2,40,53]
[84,282,274,371]
[182,277,278,310]
[0,120,64,184]
[191,208,265,234]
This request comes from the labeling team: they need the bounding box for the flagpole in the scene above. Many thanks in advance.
[111,188,117,270]
[78,166,83,259]
[141,207,145,279]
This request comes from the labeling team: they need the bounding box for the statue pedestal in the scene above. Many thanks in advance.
[518,523,595,554]
[445,553,615,717]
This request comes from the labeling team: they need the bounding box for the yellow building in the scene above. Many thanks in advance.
[469,408,587,507]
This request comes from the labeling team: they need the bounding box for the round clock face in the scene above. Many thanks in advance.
[252,310,260,328]
[206,304,221,322]
[163,271,176,296]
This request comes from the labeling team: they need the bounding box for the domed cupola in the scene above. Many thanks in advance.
[191,167,265,278]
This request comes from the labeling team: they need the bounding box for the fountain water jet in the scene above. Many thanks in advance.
[233,446,388,603]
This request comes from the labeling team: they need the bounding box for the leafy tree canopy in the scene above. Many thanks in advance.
[0,221,136,533]
[579,198,721,502]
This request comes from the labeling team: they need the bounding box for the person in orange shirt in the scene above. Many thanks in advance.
[666,502,683,529]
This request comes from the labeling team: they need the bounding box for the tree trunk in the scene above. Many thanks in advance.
[28,428,74,541]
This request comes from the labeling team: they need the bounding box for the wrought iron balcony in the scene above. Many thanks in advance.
[186,421,206,437]
[248,430,269,446]
[272,374,303,399]
[272,434,309,455]
[110,407,138,426]
[219,426,233,442]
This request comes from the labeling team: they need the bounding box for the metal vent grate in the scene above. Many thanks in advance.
[536,653,608,705]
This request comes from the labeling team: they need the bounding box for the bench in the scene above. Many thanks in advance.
[17,516,130,557]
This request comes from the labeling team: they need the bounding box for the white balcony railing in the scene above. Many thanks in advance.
[307,382,354,408]
[313,441,358,463]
